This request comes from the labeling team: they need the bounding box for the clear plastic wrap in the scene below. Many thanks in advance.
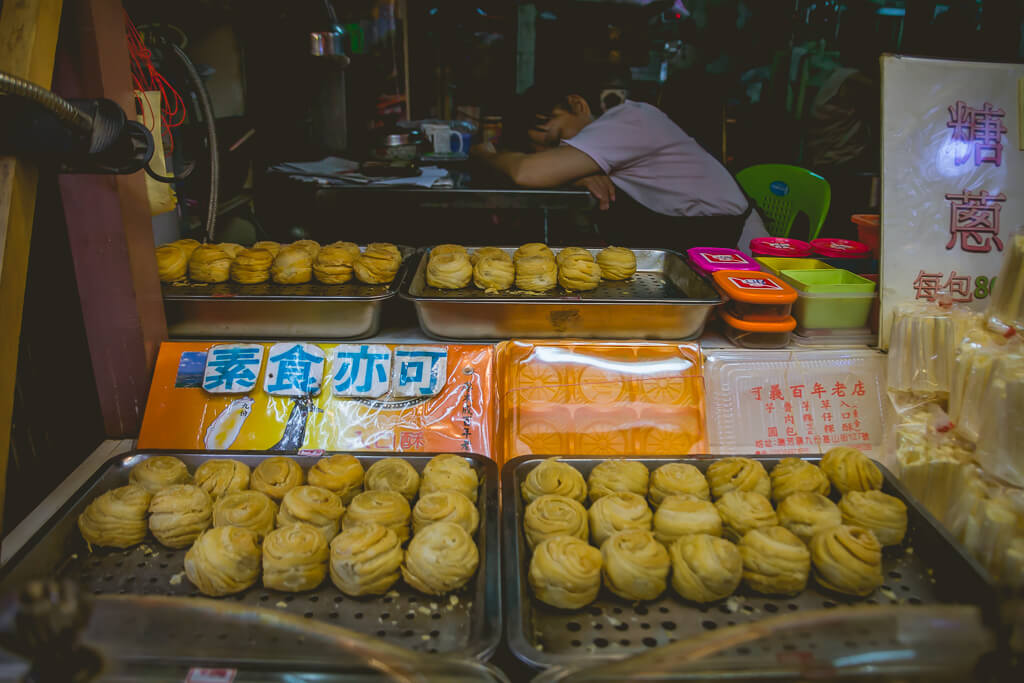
[495,341,706,465]
[886,301,979,402]
[985,228,1024,336]
[973,353,1024,487]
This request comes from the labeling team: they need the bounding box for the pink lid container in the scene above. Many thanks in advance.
[749,237,813,258]
[686,247,760,278]
[811,238,871,259]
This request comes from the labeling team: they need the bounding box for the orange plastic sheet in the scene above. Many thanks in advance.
[496,341,707,465]
[139,342,495,458]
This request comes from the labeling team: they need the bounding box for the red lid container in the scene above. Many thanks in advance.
[811,238,870,259]
[686,247,759,278]
[749,237,813,258]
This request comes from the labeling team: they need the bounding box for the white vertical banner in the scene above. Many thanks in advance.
[880,55,1024,347]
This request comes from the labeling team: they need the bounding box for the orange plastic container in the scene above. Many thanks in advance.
[720,309,796,348]
[851,214,881,260]
[712,270,799,322]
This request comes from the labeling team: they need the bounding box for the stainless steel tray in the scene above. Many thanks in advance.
[501,455,996,670]
[163,246,416,339]
[400,247,721,340]
[0,450,501,661]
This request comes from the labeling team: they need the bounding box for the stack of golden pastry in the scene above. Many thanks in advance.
[154,240,402,286]
[78,453,481,599]
[425,243,637,293]
[522,448,907,610]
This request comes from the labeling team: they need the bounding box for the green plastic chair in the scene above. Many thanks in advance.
[736,164,831,240]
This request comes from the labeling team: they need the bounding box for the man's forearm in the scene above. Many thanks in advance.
[471,143,602,188]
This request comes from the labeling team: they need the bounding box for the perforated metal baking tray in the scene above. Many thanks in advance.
[400,247,721,340]
[163,246,415,338]
[501,455,995,670]
[0,450,501,661]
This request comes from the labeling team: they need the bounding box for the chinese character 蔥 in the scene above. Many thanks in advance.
[264,343,325,396]
[942,271,974,303]
[202,344,264,394]
[332,344,392,398]
[913,270,943,301]
[947,101,1008,166]
[945,189,1006,253]
[393,346,448,398]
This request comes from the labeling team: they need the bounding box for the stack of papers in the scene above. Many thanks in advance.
[269,157,450,188]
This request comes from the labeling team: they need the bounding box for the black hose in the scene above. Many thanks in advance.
[169,44,219,242]
[0,71,94,134]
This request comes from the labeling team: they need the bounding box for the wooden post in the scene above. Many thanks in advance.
[0,0,64,529]
[55,0,167,437]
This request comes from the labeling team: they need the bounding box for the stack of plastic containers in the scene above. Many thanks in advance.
[711,270,798,348]
[779,268,877,341]
[810,237,877,274]
[686,247,760,279]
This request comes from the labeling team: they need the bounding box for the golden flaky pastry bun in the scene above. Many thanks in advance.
[706,457,772,500]
[185,526,261,597]
[838,490,907,546]
[810,524,883,596]
[277,485,345,543]
[715,491,778,542]
[648,463,710,506]
[514,242,554,263]
[529,535,602,609]
[601,528,670,600]
[262,522,329,592]
[364,458,419,501]
[312,245,357,284]
[555,247,594,266]
[521,459,587,505]
[252,240,281,257]
[402,521,479,594]
[188,244,233,283]
[148,484,213,548]
[426,252,473,289]
[213,490,278,540]
[327,241,361,260]
[669,534,742,603]
[420,454,478,503]
[193,459,250,500]
[820,447,884,495]
[523,494,588,550]
[770,458,830,503]
[740,526,810,595]
[289,239,321,258]
[431,244,468,259]
[354,243,402,284]
[473,256,515,292]
[156,244,188,282]
[218,242,244,258]
[170,238,201,259]
[470,246,511,265]
[515,255,557,292]
[271,247,313,285]
[558,258,602,292]
[230,247,274,284]
[589,491,653,546]
[653,494,722,545]
[78,484,152,548]
[412,491,479,536]
[587,459,650,502]
[329,523,403,596]
[308,454,364,504]
[251,457,304,501]
[596,246,636,280]
[777,492,842,545]
[130,456,190,494]
[343,490,411,544]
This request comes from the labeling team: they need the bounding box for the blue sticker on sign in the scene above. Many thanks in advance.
[175,352,207,388]
[769,180,790,197]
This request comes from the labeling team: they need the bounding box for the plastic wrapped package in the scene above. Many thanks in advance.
[496,342,706,464]
[886,302,978,402]
[948,328,1009,443]
[1001,537,1024,589]
[974,353,1024,488]
[985,229,1024,335]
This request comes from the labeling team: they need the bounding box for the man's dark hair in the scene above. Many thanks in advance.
[504,67,604,151]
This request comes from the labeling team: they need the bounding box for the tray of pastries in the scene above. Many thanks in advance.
[400,244,721,340]
[0,450,501,661]
[157,240,414,338]
[501,450,995,670]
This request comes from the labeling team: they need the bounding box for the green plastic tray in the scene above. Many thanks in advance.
[779,268,877,293]
[754,257,835,278]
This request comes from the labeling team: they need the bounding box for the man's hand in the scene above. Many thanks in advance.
[574,174,616,210]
